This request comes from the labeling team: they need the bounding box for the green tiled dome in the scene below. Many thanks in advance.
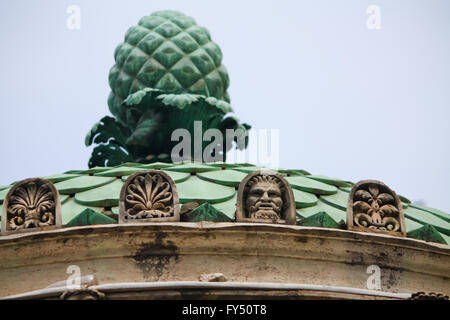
[1,162,449,245]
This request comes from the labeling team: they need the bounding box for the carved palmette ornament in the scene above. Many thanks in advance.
[347,180,406,236]
[236,170,296,225]
[1,178,62,235]
[119,171,180,223]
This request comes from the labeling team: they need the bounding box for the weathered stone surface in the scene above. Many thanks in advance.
[0,223,448,298]
[119,170,180,223]
[236,170,296,225]
[347,180,406,237]
[1,178,61,235]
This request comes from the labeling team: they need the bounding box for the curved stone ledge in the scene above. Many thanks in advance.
[0,223,449,297]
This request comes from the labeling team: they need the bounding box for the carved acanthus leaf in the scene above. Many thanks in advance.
[348,180,405,235]
[6,181,56,231]
[122,172,177,221]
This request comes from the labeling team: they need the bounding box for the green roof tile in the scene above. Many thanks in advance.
[297,211,340,229]
[286,176,338,195]
[407,224,447,245]
[232,166,272,174]
[54,176,116,195]
[404,217,424,233]
[164,162,221,173]
[297,199,346,224]
[320,189,349,211]
[65,208,116,227]
[404,207,450,236]
[177,175,235,204]
[122,170,190,183]
[0,187,12,204]
[212,193,237,220]
[305,175,353,188]
[409,204,450,223]
[75,179,123,207]
[292,188,318,209]
[136,162,174,169]
[39,174,81,183]
[277,169,311,176]
[183,202,233,222]
[94,166,144,177]
[61,198,105,225]
[197,169,247,187]
[65,167,110,174]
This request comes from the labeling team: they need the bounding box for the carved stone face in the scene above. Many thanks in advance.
[245,177,283,222]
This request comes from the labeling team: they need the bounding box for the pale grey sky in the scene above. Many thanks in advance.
[1,0,449,212]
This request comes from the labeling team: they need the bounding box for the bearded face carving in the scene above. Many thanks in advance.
[245,176,284,222]
[236,171,296,225]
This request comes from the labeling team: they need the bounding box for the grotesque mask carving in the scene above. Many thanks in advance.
[119,170,180,223]
[246,175,284,222]
[1,178,62,234]
[347,180,405,236]
[236,170,296,225]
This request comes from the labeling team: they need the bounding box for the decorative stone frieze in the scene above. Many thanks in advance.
[236,170,296,225]
[1,178,61,235]
[347,180,406,236]
[60,289,105,300]
[409,292,449,300]
[119,171,180,223]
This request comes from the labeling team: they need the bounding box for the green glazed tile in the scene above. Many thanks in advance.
[114,162,148,168]
[404,217,424,233]
[407,224,447,244]
[121,170,190,183]
[40,173,81,183]
[111,206,119,214]
[398,195,411,204]
[232,166,273,174]
[409,204,450,223]
[183,202,233,222]
[61,198,104,225]
[0,187,12,204]
[65,208,116,227]
[164,162,221,173]
[320,189,349,211]
[340,187,352,193]
[203,162,246,169]
[60,194,70,204]
[94,166,144,177]
[212,193,237,220]
[297,199,346,224]
[286,176,337,195]
[54,176,116,195]
[137,162,174,169]
[439,232,450,245]
[177,175,235,204]
[277,169,310,176]
[197,169,247,187]
[75,179,123,207]
[293,188,318,209]
[65,167,110,175]
[306,175,353,188]
[404,207,450,236]
[297,211,340,229]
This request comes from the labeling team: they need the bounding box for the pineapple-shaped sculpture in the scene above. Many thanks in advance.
[86,10,250,167]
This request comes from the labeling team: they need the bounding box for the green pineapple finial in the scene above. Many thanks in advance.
[86,10,250,167]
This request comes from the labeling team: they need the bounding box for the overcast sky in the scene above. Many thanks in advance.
[1,0,449,213]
